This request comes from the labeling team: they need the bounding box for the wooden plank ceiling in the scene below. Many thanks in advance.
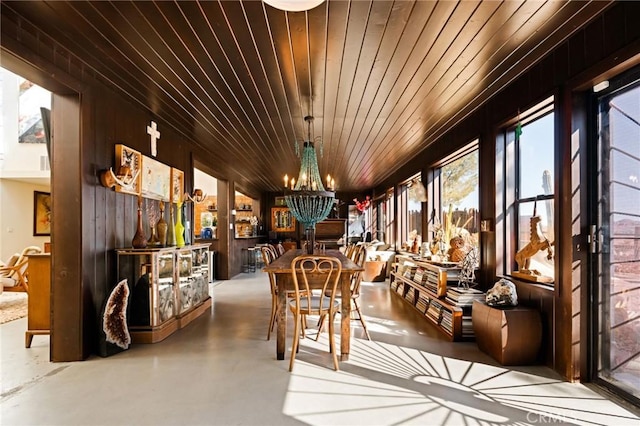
[1,0,611,193]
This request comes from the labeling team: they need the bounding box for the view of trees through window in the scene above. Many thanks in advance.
[439,146,479,254]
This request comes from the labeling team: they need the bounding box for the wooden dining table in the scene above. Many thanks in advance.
[263,249,364,361]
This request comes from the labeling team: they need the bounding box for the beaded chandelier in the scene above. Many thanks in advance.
[284,116,335,253]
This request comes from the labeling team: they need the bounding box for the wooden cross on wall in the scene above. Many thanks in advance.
[147,120,161,157]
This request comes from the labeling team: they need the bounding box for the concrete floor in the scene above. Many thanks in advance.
[1,273,639,425]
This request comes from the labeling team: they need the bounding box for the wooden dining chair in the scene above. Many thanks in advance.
[267,244,279,258]
[260,246,279,340]
[288,255,342,371]
[0,246,42,293]
[348,246,372,340]
[318,244,371,341]
[261,246,307,341]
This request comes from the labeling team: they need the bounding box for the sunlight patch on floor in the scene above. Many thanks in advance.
[283,336,640,426]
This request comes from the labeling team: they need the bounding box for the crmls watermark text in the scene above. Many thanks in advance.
[526,412,576,424]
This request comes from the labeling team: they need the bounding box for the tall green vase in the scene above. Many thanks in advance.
[175,201,185,248]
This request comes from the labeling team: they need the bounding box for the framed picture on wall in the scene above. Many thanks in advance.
[141,155,171,201]
[33,191,51,236]
[114,144,142,196]
[171,168,184,204]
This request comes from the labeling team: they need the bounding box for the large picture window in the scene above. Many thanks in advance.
[516,110,555,278]
[428,142,479,259]
[498,97,555,281]
[398,173,425,250]
[376,188,394,247]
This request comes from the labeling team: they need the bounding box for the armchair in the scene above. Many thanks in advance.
[1,246,42,293]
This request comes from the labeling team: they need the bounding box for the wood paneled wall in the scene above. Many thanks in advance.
[373,2,640,380]
[1,30,239,358]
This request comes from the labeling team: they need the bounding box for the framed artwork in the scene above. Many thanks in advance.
[115,144,142,196]
[171,168,184,204]
[33,191,51,236]
[141,155,171,201]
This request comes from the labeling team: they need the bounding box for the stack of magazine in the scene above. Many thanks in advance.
[446,286,484,339]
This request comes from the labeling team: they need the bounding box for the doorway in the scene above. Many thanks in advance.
[593,69,640,403]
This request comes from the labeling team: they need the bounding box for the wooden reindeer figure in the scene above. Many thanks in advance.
[514,199,554,280]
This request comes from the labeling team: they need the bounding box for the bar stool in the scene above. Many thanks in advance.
[247,247,257,272]
[241,248,251,273]
[254,246,265,269]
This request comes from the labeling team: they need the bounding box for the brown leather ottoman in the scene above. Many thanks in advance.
[472,300,542,365]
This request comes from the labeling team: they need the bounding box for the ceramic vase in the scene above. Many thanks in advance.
[148,225,159,246]
[175,202,185,247]
[166,203,177,247]
[157,202,168,246]
[182,202,191,245]
[132,198,147,249]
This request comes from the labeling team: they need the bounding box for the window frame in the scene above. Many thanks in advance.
[497,96,556,281]
[427,140,480,254]
[398,173,424,249]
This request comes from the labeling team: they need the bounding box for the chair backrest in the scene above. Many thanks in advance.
[290,255,342,314]
[261,246,278,297]
[348,244,365,262]
[301,241,325,253]
[260,246,277,267]
[267,244,279,258]
[9,246,42,280]
[276,243,285,256]
[0,253,20,278]
[353,245,367,267]
[344,243,356,260]
[341,244,367,299]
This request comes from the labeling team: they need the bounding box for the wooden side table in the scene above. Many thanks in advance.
[363,260,386,282]
[472,300,542,365]
[26,253,51,348]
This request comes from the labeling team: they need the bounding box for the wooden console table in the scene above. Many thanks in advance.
[472,300,542,365]
[25,253,51,348]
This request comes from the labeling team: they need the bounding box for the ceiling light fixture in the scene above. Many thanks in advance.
[263,0,325,12]
[284,116,335,253]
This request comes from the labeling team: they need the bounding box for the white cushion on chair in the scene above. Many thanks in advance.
[289,296,339,313]
[0,276,19,288]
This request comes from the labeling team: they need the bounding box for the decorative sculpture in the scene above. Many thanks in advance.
[447,235,467,262]
[102,279,131,350]
[458,246,479,289]
[99,166,139,192]
[513,200,554,283]
[486,278,518,307]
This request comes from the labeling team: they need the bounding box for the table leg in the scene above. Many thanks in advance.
[340,273,351,361]
[276,275,287,360]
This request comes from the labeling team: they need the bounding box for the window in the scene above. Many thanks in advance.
[428,141,480,258]
[498,97,555,280]
[374,189,395,246]
[398,173,424,250]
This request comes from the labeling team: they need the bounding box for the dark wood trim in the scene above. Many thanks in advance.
[51,92,85,361]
